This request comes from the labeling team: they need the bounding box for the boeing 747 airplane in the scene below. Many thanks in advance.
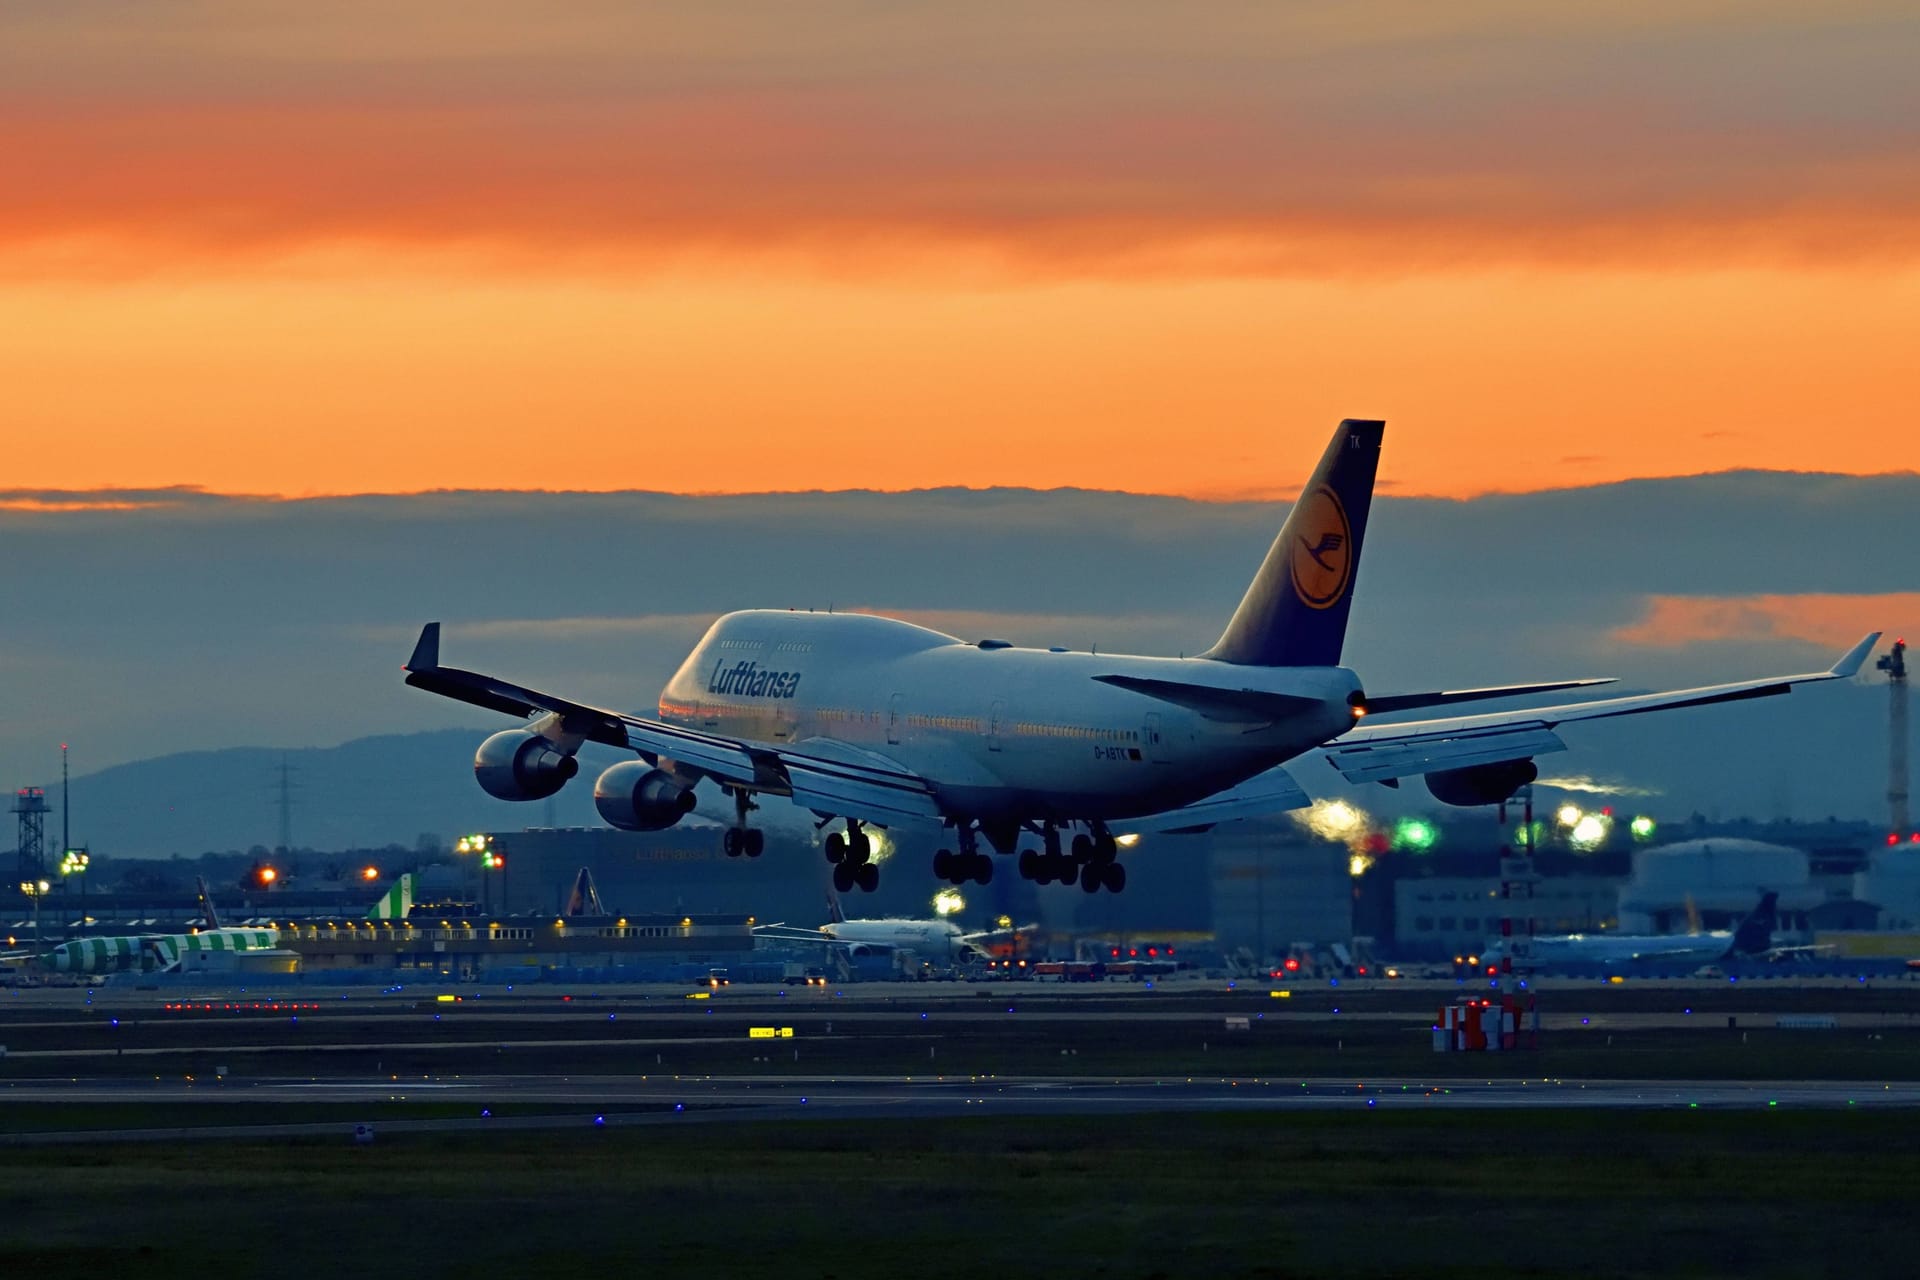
[402,419,1876,894]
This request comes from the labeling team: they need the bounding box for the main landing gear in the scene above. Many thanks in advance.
[932,825,993,886]
[824,818,880,894]
[722,788,764,858]
[1017,823,1126,894]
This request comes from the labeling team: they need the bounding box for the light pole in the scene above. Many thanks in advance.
[60,848,88,928]
[20,879,50,946]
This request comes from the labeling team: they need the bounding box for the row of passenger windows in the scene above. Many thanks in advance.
[908,714,982,732]
[780,705,1135,742]
[817,708,881,724]
[1412,917,1599,934]
[714,639,814,653]
[1014,723,1137,742]
[1412,888,1603,903]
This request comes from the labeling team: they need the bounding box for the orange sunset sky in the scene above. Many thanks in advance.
[4,1,1919,500]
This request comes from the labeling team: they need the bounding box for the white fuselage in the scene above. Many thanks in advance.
[43,927,281,974]
[656,610,1358,824]
[1486,932,1734,967]
[819,919,974,958]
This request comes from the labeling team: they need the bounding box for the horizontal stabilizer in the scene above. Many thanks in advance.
[1092,674,1324,723]
[1360,678,1615,717]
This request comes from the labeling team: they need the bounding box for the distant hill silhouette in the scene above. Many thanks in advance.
[36,674,1901,862]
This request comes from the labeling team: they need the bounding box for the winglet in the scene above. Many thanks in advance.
[407,622,441,673]
[1830,632,1881,679]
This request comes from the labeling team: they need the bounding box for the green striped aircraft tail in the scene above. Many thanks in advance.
[369,873,415,921]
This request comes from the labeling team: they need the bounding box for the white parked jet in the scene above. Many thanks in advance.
[754,891,999,963]
[1482,892,1808,969]
[403,419,1876,895]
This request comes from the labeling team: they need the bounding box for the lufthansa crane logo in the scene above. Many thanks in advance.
[1289,485,1353,610]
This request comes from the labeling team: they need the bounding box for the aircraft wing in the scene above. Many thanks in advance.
[1118,765,1312,835]
[1322,634,1878,786]
[750,924,835,944]
[405,623,944,825]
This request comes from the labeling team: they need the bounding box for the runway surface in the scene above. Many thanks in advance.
[5,1073,1917,1144]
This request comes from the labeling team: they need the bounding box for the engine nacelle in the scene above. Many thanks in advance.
[474,729,580,802]
[1423,758,1538,808]
[594,762,697,831]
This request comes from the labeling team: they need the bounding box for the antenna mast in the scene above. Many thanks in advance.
[1879,640,1909,837]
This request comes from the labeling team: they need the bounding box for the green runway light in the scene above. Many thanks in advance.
[1392,817,1438,852]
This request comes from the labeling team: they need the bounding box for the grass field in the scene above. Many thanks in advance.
[2,1110,1915,1280]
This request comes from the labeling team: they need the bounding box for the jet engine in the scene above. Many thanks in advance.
[594,762,697,831]
[1423,758,1538,807]
[473,729,579,802]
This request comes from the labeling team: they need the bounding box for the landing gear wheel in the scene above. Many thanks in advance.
[1071,833,1095,862]
[1102,862,1126,893]
[825,832,846,864]
[1080,862,1103,893]
[723,829,742,857]
[848,830,872,865]
[855,862,880,893]
[744,829,764,858]
[933,849,954,879]
[832,863,855,893]
[1052,851,1075,882]
[972,855,993,886]
[1018,849,1038,880]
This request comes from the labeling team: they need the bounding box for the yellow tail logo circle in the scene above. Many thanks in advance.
[1289,485,1353,609]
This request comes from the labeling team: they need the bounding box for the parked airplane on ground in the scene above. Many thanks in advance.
[755,890,1016,962]
[367,873,415,920]
[1483,892,1803,968]
[4,878,283,975]
[403,419,1876,894]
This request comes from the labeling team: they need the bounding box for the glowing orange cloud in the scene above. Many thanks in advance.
[1611,594,1920,650]
[4,3,1919,276]
[3,1,1918,498]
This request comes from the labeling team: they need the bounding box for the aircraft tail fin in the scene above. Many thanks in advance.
[825,887,847,925]
[368,873,415,921]
[1729,891,1779,956]
[1200,419,1383,668]
[565,867,606,917]
[196,876,223,930]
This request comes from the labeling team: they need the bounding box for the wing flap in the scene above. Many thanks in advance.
[619,716,767,788]
[782,755,945,823]
[1329,634,1879,783]
[1324,725,1566,785]
[1359,677,1614,716]
[1119,765,1312,835]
